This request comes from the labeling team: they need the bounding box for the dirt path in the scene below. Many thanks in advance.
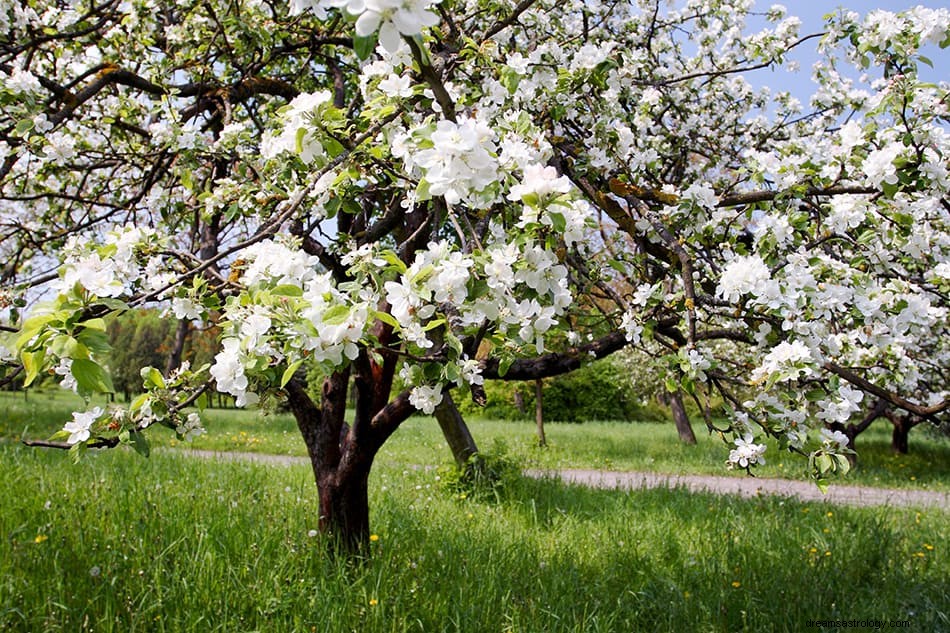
[176,449,949,510]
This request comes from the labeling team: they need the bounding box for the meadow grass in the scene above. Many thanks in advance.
[1,444,947,632]
[3,390,948,491]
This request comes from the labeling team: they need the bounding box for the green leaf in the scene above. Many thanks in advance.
[281,360,304,388]
[815,453,833,474]
[374,311,400,328]
[271,284,303,297]
[500,67,521,94]
[423,318,446,332]
[130,393,149,411]
[16,314,55,349]
[322,305,351,325]
[354,33,378,60]
[130,431,150,458]
[71,358,114,394]
[548,211,567,233]
[79,318,107,331]
[15,119,35,136]
[816,478,829,494]
[520,192,540,208]
[77,328,112,356]
[147,367,166,389]
[21,350,43,387]
[325,137,346,158]
[379,250,407,273]
[833,453,852,475]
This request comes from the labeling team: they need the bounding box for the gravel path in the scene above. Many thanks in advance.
[177,449,949,510]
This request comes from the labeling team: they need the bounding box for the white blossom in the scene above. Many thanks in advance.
[63,407,103,445]
[409,384,443,414]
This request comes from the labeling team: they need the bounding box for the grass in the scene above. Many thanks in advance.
[3,390,948,491]
[1,444,947,632]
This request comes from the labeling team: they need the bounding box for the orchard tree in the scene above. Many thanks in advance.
[2,0,949,550]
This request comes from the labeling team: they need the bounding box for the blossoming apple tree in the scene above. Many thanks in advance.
[2,0,948,548]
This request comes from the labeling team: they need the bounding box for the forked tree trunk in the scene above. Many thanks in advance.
[285,345,413,554]
[669,390,696,445]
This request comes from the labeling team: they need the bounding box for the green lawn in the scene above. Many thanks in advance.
[1,445,947,632]
[3,390,947,491]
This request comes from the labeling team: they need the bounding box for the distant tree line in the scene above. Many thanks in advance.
[106,311,217,402]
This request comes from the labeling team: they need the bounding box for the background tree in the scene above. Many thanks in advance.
[2,1,948,551]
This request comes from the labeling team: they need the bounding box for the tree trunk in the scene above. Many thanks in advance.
[434,391,480,468]
[891,419,910,455]
[535,378,547,447]
[165,319,191,375]
[885,409,920,456]
[317,467,371,552]
[284,346,414,555]
[669,390,696,445]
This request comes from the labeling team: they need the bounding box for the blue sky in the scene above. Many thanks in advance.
[749,1,948,103]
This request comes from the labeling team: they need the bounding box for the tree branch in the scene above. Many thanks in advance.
[481,331,629,381]
[823,362,949,418]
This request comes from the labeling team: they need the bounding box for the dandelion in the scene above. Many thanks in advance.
[924,543,934,551]
[307,530,318,538]
[369,534,380,542]
[34,534,48,544]
[731,581,741,588]
[369,598,378,607]
[89,566,101,578]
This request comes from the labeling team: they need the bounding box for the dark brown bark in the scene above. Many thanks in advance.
[434,391,480,468]
[891,422,910,455]
[669,390,696,445]
[884,409,922,455]
[481,331,628,380]
[535,379,547,447]
[284,340,415,553]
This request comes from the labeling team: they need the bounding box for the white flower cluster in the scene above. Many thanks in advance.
[56,224,160,298]
[176,412,206,441]
[750,340,814,385]
[508,164,589,246]
[409,384,443,414]
[63,407,103,445]
[290,0,441,52]
[261,91,333,164]
[467,237,573,354]
[397,116,500,207]
[727,434,767,469]
[716,254,771,303]
[209,239,370,406]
